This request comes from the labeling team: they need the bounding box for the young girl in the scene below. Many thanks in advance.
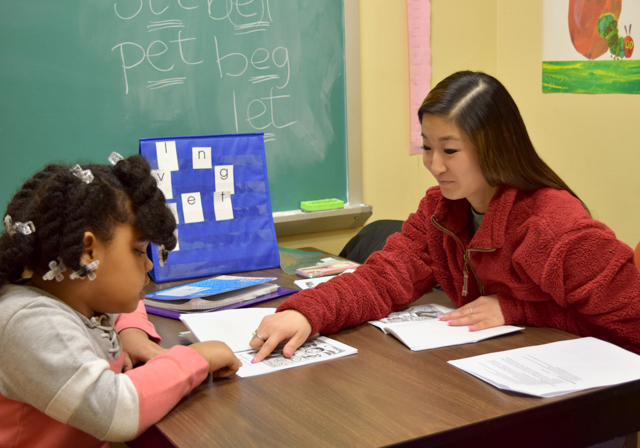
[249,70,640,362]
[0,154,241,447]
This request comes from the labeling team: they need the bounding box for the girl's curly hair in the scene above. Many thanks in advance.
[0,155,176,287]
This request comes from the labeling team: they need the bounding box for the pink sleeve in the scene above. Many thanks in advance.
[115,302,161,343]
[126,345,209,436]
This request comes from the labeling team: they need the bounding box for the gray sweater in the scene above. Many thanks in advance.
[0,284,141,441]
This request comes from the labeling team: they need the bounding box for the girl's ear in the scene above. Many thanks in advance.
[81,231,98,263]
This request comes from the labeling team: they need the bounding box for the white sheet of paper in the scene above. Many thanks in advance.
[192,147,212,169]
[181,192,204,223]
[448,337,640,398]
[213,191,234,221]
[235,336,358,378]
[215,165,235,194]
[151,169,173,200]
[167,202,179,224]
[156,141,179,171]
[181,308,276,352]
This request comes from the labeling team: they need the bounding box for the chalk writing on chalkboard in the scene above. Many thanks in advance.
[0,1,349,214]
[111,1,297,144]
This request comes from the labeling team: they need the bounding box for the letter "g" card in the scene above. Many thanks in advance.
[215,165,235,194]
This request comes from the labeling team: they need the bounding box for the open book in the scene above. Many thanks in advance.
[180,309,357,377]
[369,303,523,351]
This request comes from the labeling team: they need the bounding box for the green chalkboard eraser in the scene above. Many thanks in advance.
[300,198,345,212]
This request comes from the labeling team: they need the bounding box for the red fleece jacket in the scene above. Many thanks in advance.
[278,185,640,354]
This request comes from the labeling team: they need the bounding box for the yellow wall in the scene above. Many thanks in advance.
[496,1,640,247]
[278,0,640,254]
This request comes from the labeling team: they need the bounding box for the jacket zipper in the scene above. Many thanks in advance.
[430,215,496,297]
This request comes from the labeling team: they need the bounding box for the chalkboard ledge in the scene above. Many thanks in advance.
[273,204,372,237]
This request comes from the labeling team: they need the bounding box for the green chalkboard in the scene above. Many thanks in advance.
[0,0,348,214]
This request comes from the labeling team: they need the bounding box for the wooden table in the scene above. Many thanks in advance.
[132,261,640,448]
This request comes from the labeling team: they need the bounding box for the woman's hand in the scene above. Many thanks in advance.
[190,341,242,378]
[119,328,167,371]
[438,294,504,331]
[248,310,313,363]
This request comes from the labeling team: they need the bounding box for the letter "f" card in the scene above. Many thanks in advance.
[213,191,234,221]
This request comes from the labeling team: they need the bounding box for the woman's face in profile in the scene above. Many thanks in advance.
[421,115,497,213]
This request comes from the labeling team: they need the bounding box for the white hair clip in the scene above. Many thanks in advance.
[70,164,94,184]
[108,152,124,165]
[158,244,169,267]
[70,260,100,281]
[3,215,13,235]
[43,258,67,282]
[3,215,35,236]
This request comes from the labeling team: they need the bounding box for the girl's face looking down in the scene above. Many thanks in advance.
[421,115,498,214]
[81,223,153,316]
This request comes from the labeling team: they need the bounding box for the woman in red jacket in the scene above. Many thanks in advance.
[250,71,640,362]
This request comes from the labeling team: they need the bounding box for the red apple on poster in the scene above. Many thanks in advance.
[568,0,621,59]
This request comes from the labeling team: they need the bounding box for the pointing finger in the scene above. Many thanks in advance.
[252,335,286,364]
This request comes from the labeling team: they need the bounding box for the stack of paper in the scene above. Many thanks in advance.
[180,309,357,377]
[293,268,356,290]
[369,303,523,351]
[144,276,276,311]
[448,337,640,397]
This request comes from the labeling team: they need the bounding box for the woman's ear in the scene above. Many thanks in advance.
[81,231,98,263]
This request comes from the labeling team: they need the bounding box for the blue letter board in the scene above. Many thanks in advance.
[140,133,280,283]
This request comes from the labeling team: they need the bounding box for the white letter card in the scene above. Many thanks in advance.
[156,141,179,171]
[214,191,234,221]
[215,165,235,194]
[192,147,212,169]
[181,192,205,224]
[151,169,173,200]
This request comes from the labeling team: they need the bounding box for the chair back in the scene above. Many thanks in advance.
[339,220,403,264]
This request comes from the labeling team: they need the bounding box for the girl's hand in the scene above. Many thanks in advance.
[249,310,313,363]
[190,341,242,378]
[438,294,504,331]
[119,328,167,372]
